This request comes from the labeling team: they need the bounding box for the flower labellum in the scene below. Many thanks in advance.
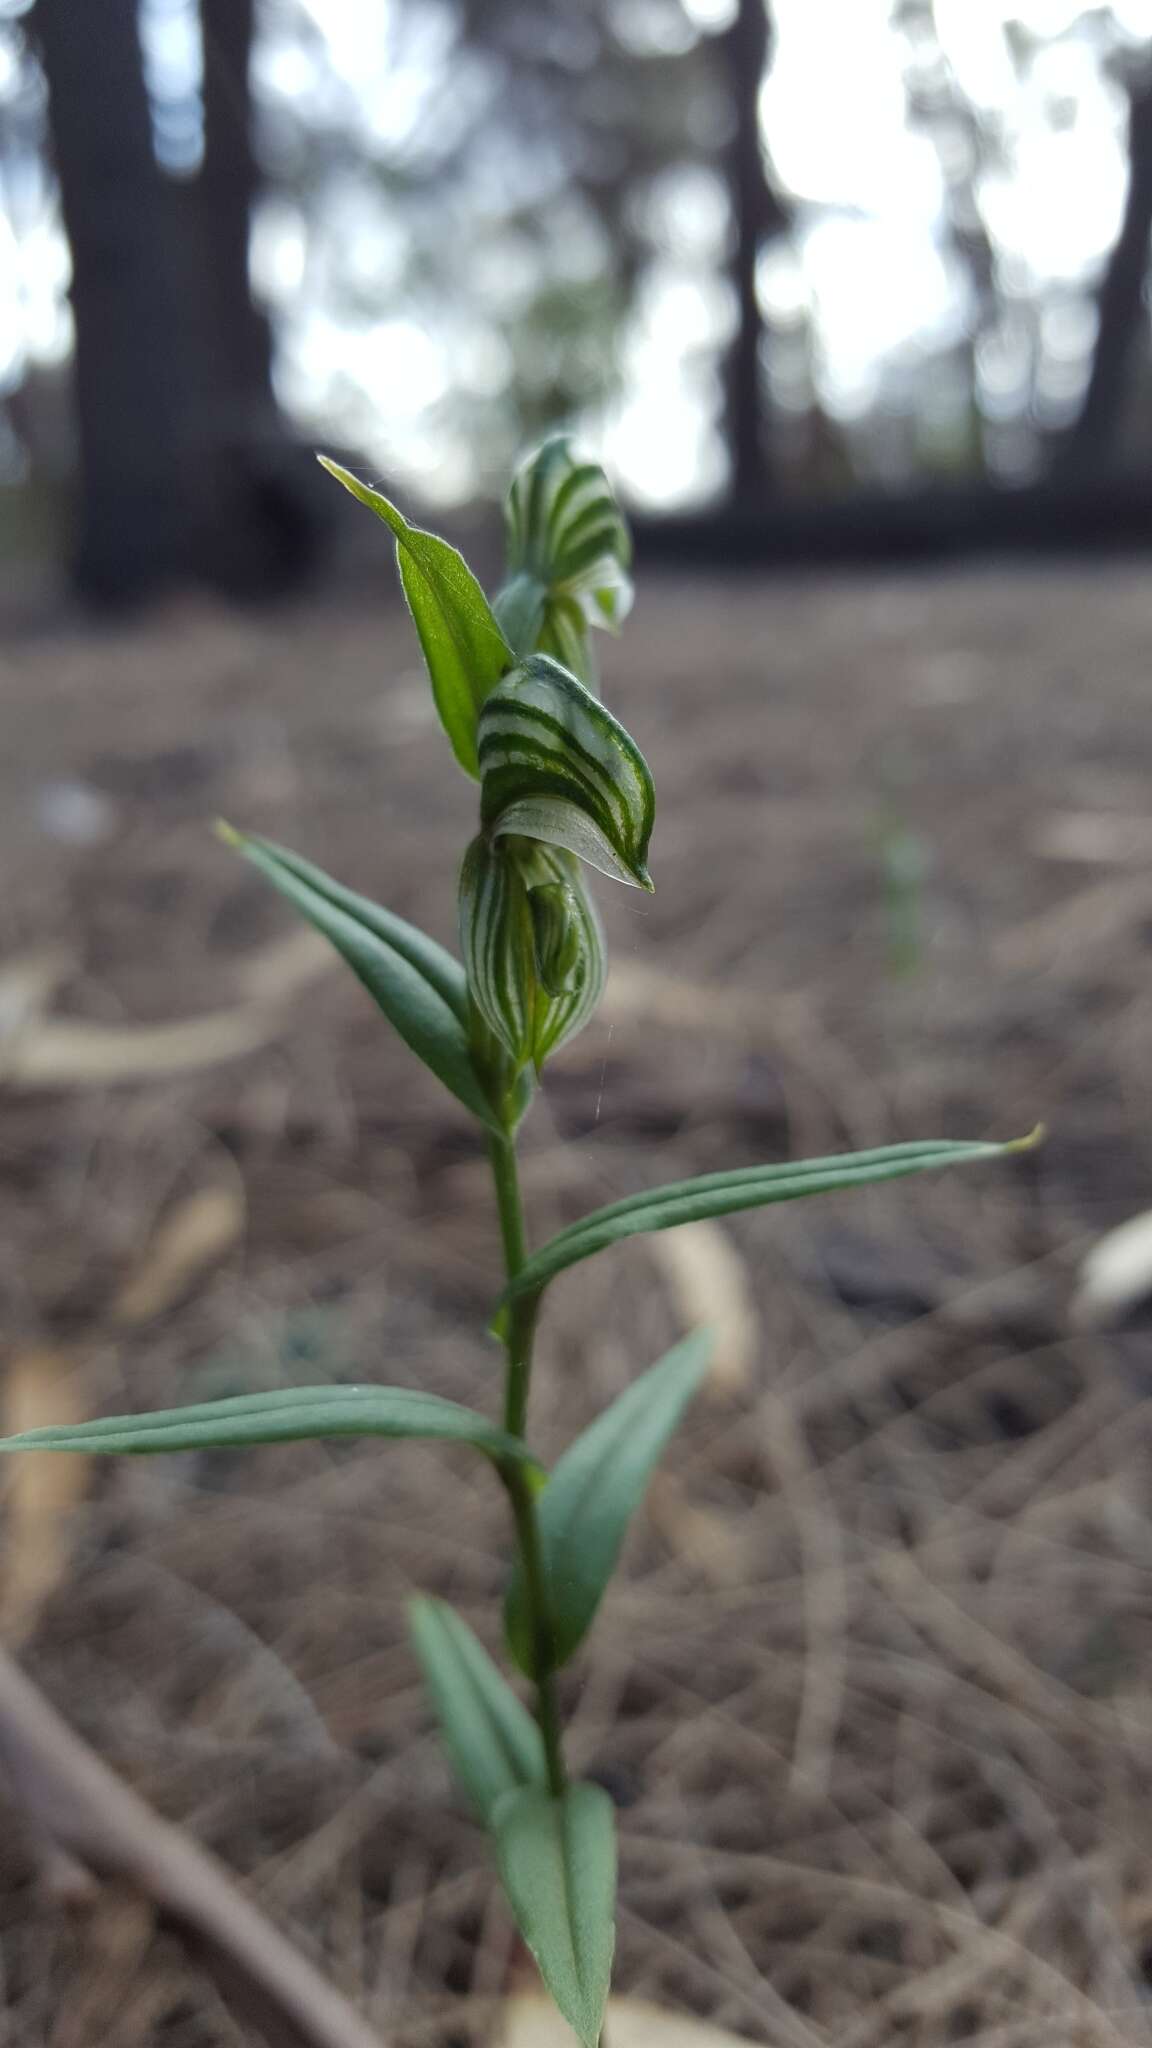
[528,881,585,998]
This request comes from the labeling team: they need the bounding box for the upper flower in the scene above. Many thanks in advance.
[494,437,633,692]
[477,655,653,892]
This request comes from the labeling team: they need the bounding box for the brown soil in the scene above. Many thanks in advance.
[2,560,1152,2045]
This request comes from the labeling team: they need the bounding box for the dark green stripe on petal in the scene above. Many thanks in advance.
[459,834,537,1067]
[478,657,654,891]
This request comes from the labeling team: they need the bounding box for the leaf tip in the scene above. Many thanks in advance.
[213,818,244,850]
[1005,1122,1045,1156]
[406,1592,436,1637]
[682,1325,715,1370]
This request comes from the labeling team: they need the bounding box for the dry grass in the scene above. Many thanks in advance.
[2,560,1152,2044]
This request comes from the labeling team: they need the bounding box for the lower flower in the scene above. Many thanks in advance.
[459,834,606,1074]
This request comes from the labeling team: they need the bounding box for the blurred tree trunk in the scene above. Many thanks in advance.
[1060,72,1152,475]
[182,0,325,595]
[719,0,786,505]
[34,0,322,603]
[32,0,191,602]
[897,0,1000,480]
[197,0,275,415]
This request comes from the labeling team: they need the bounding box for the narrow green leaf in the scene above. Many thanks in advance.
[318,456,512,776]
[409,1597,546,1825]
[493,1783,616,2048]
[479,655,655,890]
[0,1384,541,1469]
[501,1133,1042,1308]
[221,828,500,1132]
[505,1333,711,1674]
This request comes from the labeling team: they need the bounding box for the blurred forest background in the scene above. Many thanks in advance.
[6,0,1152,600]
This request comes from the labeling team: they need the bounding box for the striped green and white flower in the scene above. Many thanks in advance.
[478,656,654,892]
[494,437,633,690]
[460,836,606,1071]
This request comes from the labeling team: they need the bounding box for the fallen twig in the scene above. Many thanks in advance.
[0,1642,383,2048]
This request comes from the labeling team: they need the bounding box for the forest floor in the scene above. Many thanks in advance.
[2,558,1152,2046]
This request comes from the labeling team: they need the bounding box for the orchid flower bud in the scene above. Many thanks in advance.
[495,437,632,690]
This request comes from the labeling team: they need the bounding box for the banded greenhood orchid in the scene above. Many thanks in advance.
[494,436,633,691]
[460,835,607,1072]
[1,435,1039,2048]
[477,655,654,892]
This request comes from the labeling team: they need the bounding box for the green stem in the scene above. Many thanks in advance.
[502,1294,539,1441]
[487,1126,566,1797]
[488,1129,528,1280]
[487,1130,539,1437]
[504,1463,566,1798]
